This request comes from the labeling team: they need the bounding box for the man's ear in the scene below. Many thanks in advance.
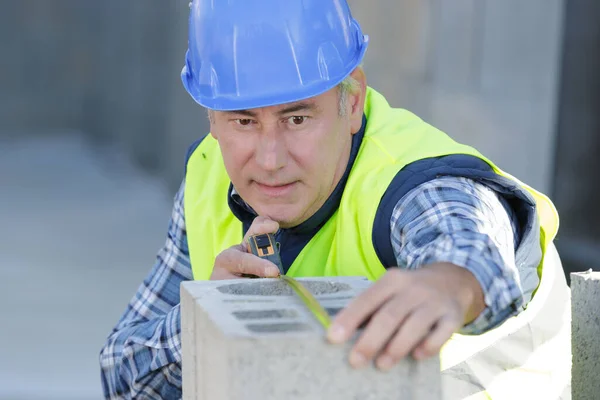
[348,67,367,134]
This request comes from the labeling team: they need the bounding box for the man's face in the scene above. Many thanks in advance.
[210,71,366,228]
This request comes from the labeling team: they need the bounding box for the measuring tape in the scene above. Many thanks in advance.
[247,233,332,330]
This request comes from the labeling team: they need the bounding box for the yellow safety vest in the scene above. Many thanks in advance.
[184,87,571,399]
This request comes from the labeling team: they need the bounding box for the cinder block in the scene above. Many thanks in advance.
[571,270,600,400]
[181,277,442,400]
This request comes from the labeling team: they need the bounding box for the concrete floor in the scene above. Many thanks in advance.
[0,133,174,399]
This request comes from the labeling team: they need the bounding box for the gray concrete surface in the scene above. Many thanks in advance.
[3,0,564,194]
[349,0,565,194]
[553,0,600,277]
[0,133,173,399]
[181,277,441,400]
[12,0,599,276]
[570,270,600,400]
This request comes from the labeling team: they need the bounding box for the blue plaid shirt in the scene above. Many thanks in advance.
[100,176,534,399]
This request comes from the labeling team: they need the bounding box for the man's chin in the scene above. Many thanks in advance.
[255,206,303,229]
[263,214,298,229]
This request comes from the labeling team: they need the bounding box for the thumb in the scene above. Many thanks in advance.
[242,216,280,251]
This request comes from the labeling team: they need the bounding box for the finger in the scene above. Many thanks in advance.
[348,294,415,369]
[242,216,280,250]
[210,268,240,280]
[215,247,280,277]
[375,305,443,371]
[413,315,459,360]
[327,269,405,344]
[210,268,263,281]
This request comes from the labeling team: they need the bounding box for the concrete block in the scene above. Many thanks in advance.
[571,270,600,400]
[181,277,442,400]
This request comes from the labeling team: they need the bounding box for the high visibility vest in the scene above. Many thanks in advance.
[184,87,571,399]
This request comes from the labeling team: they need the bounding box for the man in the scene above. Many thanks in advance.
[100,1,571,399]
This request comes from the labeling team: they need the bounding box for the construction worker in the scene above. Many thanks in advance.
[100,1,571,399]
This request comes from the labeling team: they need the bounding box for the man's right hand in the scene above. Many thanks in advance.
[210,216,282,280]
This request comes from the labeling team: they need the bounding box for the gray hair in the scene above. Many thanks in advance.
[336,70,362,117]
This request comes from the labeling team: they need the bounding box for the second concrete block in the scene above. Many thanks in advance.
[571,270,600,400]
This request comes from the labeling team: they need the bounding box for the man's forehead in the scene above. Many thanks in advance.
[218,94,328,117]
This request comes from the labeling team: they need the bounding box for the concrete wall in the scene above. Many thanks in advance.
[552,0,600,276]
[1,0,207,192]
[0,1,91,132]
[2,0,565,194]
[79,1,207,188]
[10,1,596,276]
[348,0,565,193]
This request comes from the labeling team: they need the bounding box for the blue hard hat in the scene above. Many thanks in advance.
[181,0,369,111]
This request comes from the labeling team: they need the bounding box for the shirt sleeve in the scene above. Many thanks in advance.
[100,180,192,399]
[389,176,528,334]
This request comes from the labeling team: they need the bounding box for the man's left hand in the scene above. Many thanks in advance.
[326,263,485,371]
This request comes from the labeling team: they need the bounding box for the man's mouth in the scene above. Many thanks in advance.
[254,181,297,197]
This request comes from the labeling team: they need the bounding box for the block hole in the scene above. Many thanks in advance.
[217,280,351,296]
[223,299,276,303]
[245,322,312,333]
[232,309,298,320]
[325,307,344,317]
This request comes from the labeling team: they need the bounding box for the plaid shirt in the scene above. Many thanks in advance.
[100,176,532,399]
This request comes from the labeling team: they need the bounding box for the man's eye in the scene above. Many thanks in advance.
[235,119,254,126]
[287,116,307,125]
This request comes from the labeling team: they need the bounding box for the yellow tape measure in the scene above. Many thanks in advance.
[248,233,332,330]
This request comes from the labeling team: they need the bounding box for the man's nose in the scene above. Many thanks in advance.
[255,128,287,171]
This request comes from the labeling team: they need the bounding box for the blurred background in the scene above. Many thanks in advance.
[1,1,598,399]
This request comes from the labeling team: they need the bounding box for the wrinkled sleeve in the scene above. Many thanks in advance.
[389,176,531,334]
[100,180,192,399]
